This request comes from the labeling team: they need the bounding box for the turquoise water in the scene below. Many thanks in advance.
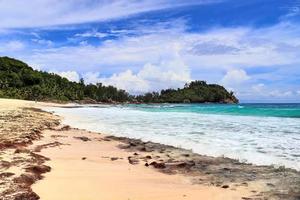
[125,103,300,118]
[45,103,300,170]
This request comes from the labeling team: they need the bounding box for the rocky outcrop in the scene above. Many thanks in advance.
[105,135,300,200]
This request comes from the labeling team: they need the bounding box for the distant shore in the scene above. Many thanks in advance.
[0,98,299,200]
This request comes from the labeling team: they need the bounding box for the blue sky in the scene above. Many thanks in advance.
[0,0,300,102]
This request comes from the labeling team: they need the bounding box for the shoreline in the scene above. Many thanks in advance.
[0,98,299,199]
[31,126,258,200]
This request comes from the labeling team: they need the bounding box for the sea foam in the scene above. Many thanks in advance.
[44,104,300,170]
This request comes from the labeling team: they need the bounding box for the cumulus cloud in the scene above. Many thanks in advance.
[101,70,149,93]
[2,18,300,101]
[101,54,191,93]
[221,69,250,86]
[51,71,80,82]
[82,72,102,85]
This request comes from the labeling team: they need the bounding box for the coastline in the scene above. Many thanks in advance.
[0,98,299,199]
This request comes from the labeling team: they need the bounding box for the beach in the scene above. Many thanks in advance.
[0,98,299,200]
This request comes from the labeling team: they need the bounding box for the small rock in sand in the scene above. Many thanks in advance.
[221,185,229,189]
[60,125,71,131]
[73,136,91,142]
[128,157,139,165]
[149,161,166,169]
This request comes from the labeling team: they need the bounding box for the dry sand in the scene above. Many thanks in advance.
[31,128,255,200]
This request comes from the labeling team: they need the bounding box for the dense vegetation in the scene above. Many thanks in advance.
[136,81,238,103]
[0,57,131,102]
[0,56,238,103]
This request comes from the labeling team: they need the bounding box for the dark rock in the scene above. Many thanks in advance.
[149,161,166,169]
[145,163,149,167]
[145,155,152,159]
[82,157,87,160]
[182,154,190,157]
[73,136,91,142]
[222,185,229,189]
[241,182,248,186]
[118,144,131,149]
[166,161,195,168]
[129,142,137,147]
[25,165,51,174]
[137,145,147,151]
[128,157,139,165]
[159,149,165,153]
[60,125,71,131]
[266,183,275,187]
[14,191,40,200]
[110,157,119,161]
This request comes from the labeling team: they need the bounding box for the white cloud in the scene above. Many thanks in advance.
[0,0,218,28]
[82,72,101,85]
[101,70,149,93]
[0,40,25,52]
[75,31,108,39]
[32,39,53,46]
[221,69,250,86]
[52,71,80,82]
[24,21,300,74]
[4,20,300,101]
[98,53,191,94]
[282,2,300,19]
[297,90,300,95]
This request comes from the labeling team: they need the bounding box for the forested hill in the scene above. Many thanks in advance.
[0,56,238,103]
[0,57,131,102]
[136,81,238,103]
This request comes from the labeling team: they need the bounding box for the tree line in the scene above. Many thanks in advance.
[0,56,238,103]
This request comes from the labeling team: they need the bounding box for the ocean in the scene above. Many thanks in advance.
[44,103,300,170]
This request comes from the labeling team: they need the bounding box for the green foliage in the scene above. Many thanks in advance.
[0,56,131,102]
[136,80,238,103]
[0,56,238,104]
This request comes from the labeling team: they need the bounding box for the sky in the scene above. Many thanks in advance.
[0,0,300,102]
